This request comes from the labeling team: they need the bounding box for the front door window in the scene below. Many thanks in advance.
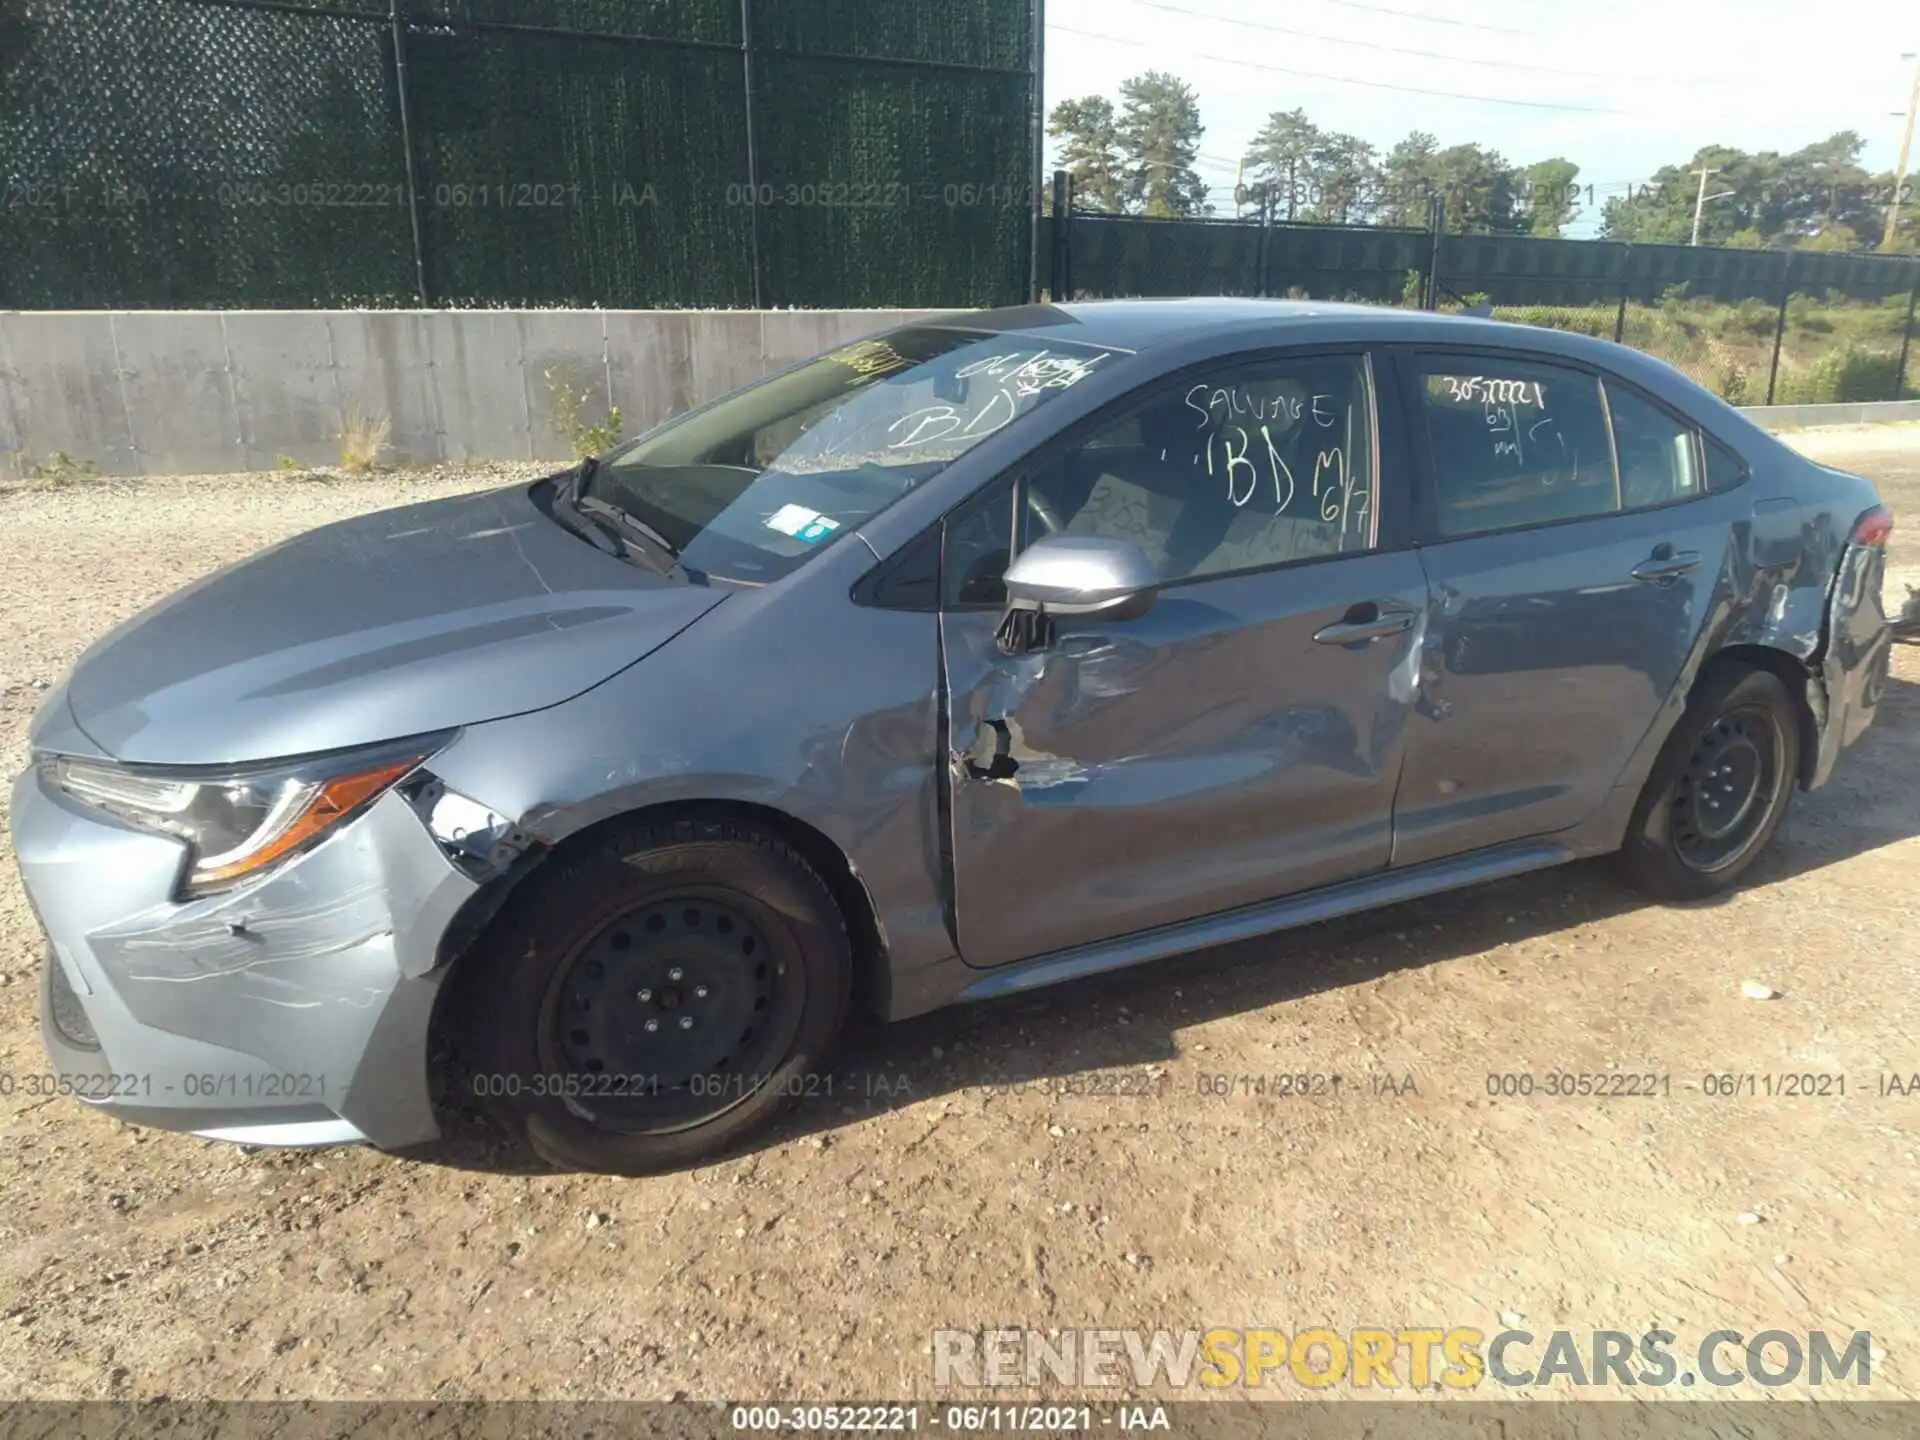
[1021,353,1378,582]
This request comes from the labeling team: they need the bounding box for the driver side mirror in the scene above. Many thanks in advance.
[997,534,1157,653]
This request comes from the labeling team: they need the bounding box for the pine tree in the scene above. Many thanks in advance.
[1047,96,1126,212]
[1116,71,1210,218]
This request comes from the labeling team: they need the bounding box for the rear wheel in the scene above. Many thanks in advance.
[1619,666,1800,901]
[463,818,851,1175]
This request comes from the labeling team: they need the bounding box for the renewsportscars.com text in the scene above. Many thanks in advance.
[932,1327,1875,1390]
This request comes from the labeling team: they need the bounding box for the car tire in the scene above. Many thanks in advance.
[462,817,851,1176]
[1619,665,1800,902]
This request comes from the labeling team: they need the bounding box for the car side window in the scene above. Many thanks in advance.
[1413,357,1617,537]
[1019,353,1376,583]
[1704,435,1748,493]
[942,479,1017,608]
[1605,381,1702,508]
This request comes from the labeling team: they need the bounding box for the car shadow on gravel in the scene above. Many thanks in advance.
[400,672,1920,1177]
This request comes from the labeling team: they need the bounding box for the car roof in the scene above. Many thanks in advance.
[920,296,1762,433]
[910,296,1775,453]
[931,297,1627,365]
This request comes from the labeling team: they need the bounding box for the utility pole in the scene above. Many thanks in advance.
[1690,165,1718,246]
[1885,52,1919,252]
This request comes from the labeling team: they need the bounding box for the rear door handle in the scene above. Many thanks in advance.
[1312,602,1419,646]
[1630,548,1703,584]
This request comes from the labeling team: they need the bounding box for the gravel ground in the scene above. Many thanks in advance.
[0,442,1915,1407]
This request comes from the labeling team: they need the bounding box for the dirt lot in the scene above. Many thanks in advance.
[0,438,1915,1408]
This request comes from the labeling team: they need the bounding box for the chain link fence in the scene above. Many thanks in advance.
[1043,183,1920,407]
[0,0,1038,310]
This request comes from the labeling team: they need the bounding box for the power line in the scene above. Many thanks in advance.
[1309,0,1529,36]
[1109,0,1810,92]
[1049,23,1622,113]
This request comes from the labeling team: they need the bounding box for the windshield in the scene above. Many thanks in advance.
[576,327,1121,583]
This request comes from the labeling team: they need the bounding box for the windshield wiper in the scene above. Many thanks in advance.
[546,456,688,577]
[542,473,623,559]
[562,500,634,561]
[558,453,598,506]
[575,493,683,569]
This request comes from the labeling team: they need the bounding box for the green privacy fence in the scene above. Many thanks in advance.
[1042,193,1920,405]
[0,0,1038,309]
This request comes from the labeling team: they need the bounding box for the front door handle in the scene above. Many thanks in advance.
[1312,602,1418,646]
[1630,547,1702,584]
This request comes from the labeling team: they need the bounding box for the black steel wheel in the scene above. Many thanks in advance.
[540,889,803,1133]
[1621,665,1800,901]
[1667,705,1784,875]
[463,817,851,1175]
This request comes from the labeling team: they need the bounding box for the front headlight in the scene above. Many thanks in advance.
[50,738,444,897]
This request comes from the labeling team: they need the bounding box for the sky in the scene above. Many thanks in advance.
[1042,0,1920,236]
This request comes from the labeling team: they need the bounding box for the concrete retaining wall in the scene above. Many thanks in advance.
[1738,400,1920,430]
[1,309,1912,478]
[0,309,941,478]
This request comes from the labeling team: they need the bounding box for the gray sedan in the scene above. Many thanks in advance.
[11,300,1894,1174]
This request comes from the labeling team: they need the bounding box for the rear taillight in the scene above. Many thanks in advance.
[1850,505,1894,549]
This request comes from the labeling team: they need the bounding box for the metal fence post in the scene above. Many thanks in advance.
[1422,194,1445,309]
[1612,243,1630,344]
[1049,169,1072,300]
[1255,187,1273,297]
[388,0,431,305]
[1028,0,1045,304]
[1896,265,1920,401]
[1765,249,1794,406]
[739,0,766,308]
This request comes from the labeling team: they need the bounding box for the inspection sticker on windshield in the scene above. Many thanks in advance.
[764,503,841,544]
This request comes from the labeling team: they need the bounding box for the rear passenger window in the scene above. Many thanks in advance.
[1604,382,1702,507]
[1414,359,1617,536]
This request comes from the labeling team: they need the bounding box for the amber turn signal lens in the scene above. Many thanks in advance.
[189,758,420,887]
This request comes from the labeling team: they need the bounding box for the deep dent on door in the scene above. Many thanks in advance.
[951,633,1403,802]
[952,650,1095,791]
[940,567,1423,970]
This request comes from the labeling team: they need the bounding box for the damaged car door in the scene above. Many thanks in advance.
[1388,351,1735,865]
[939,350,1429,970]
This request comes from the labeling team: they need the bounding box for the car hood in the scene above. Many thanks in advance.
[59,483,727,766]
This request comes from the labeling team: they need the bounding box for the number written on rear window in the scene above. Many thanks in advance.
[1415,358,1616,536]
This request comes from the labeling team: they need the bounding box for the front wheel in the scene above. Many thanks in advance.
[463,818,851,1175]
[1619,666,1800,901]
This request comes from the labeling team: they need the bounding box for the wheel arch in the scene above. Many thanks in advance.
[1692,642,1820,788]
[430,798,892,1038]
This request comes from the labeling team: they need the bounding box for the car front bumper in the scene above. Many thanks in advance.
[10,760,479,1150]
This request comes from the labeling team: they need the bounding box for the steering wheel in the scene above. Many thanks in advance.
[1024,487,1067,537]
